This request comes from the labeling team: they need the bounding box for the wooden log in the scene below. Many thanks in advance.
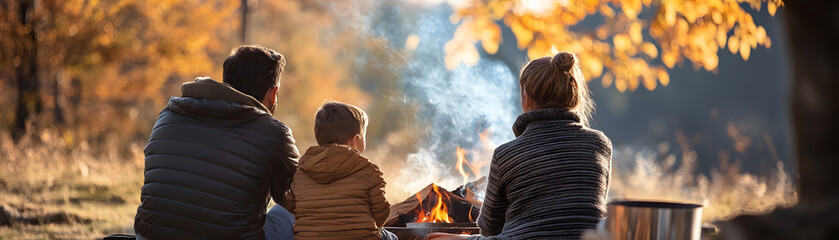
[385,178,485,227]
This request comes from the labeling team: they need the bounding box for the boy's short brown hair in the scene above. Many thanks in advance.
[315,101,368,145]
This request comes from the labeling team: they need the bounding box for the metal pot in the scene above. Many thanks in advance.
[605,200,703,240]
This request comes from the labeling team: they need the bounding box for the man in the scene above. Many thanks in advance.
[134,45,299,239]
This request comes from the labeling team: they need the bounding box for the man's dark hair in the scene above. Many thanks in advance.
[315,101,368,146]
[223,45,286,101]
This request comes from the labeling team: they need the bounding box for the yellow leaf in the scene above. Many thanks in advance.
[444,35,480,69]
[98,34,111,45]
[489,1,507,19]
[650,24,664,38]
[642,75,657,91]
[740,41,751,60]
[664,5,676,27]
[662,50,677,68]
[444,55,459,70]
[630,22,643,44]
[528,39,552,60]
[728,36,739,54]
[615,78,627,92]
[585,57,603,78]
[482,39,499,54]
[726,14,737,27]
[768,3,777,16]
[585,0,600,12]
[613,34,631,52]
[462,45,481,66]
[600,5,615,18]
[756,26,766,43]
[717,27,727,48]
[642,42,658,58]
[628,76,640,91]
[677,18,689,32]
[602,72,614,88]
[703,54,718,70]
[511,21,532,49]
[712,11,723,24]
[561,13,578,25]
[683,1,697,23]
[597,26,609,40]
[479,21,502,54]
[622,0,642,19]
[405,34,421,51]
[658,69,670,86]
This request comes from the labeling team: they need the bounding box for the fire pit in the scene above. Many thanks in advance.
[384,179,486,239]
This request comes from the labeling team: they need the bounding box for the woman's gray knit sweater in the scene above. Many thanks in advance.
[469,108,612,240]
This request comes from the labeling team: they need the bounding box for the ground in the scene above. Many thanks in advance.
[0,132,143,239]
[0,131,797,239]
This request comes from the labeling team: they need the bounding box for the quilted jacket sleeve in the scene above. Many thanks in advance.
[268,126,300,206]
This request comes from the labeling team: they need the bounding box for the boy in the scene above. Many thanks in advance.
[285,101,394,240]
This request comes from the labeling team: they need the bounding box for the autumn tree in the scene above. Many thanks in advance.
[247,0,420,149]
[0,0,240,141]
[444,0,783,92]
[1,1,40,139]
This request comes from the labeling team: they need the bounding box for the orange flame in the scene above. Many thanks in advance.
[456,146,485,183]
[455,147,470,185]
[456,131,491,180]
[414,184,453,223]
[414,130,497,224]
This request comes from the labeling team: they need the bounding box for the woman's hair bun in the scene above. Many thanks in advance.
[551,51,576,72]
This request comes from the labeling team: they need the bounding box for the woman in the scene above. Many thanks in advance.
[431,52,612,239]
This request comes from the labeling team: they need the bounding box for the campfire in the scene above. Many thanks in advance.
[385,180,484,227]
[414,184,454,223]
[384,180,484,239]
[384,144,490,239]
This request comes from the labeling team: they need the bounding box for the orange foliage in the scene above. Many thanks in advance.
[445,0,783,92]
[1,0,410,150]
[0,0,240,137]
[246,1,376,147]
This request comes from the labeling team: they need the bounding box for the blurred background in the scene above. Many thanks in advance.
[0,0,794,238]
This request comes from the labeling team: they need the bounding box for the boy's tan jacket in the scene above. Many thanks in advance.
[285,144,390,240]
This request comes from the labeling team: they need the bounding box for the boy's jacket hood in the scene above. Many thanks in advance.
[166,77,271,126]
[299,144,370,184]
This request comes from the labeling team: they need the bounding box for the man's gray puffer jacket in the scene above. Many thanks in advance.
[134,78,299,240]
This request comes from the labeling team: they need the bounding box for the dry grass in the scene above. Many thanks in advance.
[0,131,144,239]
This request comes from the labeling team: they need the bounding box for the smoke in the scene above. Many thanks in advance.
[608,146,797,222]
[389,6,519,197]
[349,3,797,222]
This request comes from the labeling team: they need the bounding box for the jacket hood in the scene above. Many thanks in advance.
[167,77,271,126]
[298,144,370,184]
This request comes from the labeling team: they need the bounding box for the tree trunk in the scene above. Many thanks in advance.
[241,0,248,43]
[53,68,64,124]
[785,0,839,206]
[718,1,839,239]
[12,0,40,140]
